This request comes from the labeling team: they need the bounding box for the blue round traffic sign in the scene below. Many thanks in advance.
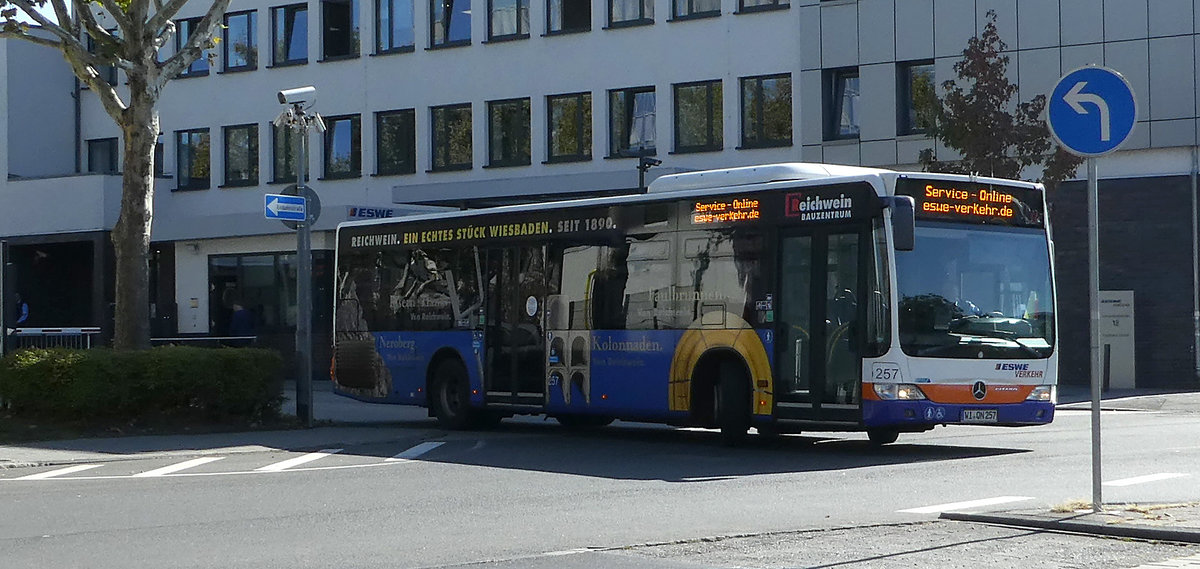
[1047,66,1137,157]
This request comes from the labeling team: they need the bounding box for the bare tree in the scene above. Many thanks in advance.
[913,10,1083,190]
[2,0,232,349]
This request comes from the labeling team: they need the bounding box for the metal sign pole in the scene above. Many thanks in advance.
[1087,157,1102,512]
[294,110,313,428]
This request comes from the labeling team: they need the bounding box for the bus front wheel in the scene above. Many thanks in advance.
[432,360,474,430]
[867,429,899,446]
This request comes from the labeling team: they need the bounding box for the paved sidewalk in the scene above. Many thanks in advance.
[943,502,1200,544]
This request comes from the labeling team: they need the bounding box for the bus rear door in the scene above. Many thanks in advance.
[483,246,547,406]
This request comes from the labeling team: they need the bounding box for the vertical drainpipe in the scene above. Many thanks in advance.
[1192,146,1199,379]
[73,77,81,173]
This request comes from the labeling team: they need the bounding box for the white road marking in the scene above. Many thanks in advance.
[256,449,343,472]
[386,441,444,462]
[899,496,1034,514]
[132,457,225,477]
[1103,473,1189,487]
[15,464,104,480]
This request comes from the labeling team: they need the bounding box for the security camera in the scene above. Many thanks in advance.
[277,86,316,105]
[639,156,662,168]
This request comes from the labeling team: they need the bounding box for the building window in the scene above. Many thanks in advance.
[85,33,119,85]
[825,67,860,140]
[673,0,718,19]
[155,140,165,177]
[376,109,416,175]
[674,80,722,153]
[323,0,360,59]
[176,18,209,77]
[223,124,259,186]
[548,0,590,33]
[223,11,258,71]
[431,103,472,171]
[609,86,655,157]
[740,73,791,148]
[87,138,118,174]
[898,60,934,136]
[489,0,529,40]
[376,0,415,52]
[488,98,531,167]
[324,115,362,178]
[738,0,787,12]
[272,3,309,65]
[547,92,591,162]
[176,128,211,191]
[273,123,299,183]
[431,0,471,47]
[609,0,653,26]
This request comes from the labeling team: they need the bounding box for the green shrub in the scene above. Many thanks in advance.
[0,346,284,426]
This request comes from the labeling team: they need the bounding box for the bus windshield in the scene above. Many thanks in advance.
[895,222,1054,359]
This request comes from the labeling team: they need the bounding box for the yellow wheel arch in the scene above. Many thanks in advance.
[668,312,773,415]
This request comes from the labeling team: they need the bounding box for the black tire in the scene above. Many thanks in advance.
[431,360,474,430]
[555,415,615,430]
[867,429,899,446]
[756,424,787,438]
[716,360,751,446]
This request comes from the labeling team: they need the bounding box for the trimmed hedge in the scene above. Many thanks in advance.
[0,346,284,425]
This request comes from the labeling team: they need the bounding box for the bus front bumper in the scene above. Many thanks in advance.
[862,399,1055,428]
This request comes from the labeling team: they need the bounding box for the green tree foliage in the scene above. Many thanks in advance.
[2,0,232,349]
[913,10,1082,189]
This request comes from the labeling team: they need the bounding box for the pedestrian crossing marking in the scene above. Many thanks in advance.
[132,457,225,477]
[386,441,444,461]
[898,496,1033,514]
[15,464,105,480]
[1104,473,1189,487]
[256,449,343,472]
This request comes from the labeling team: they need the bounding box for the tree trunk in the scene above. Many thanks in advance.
[111,85,159,350]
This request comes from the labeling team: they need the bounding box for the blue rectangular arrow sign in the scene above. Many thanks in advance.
[265,193,306,221]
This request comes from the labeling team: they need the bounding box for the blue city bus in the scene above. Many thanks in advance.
[332,163,1057,444]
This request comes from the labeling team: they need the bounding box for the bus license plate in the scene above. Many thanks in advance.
[962,409,998,423]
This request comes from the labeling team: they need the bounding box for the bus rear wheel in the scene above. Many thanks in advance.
[867,429,899,446]
[715,360,751,446]
[432,360,475,430]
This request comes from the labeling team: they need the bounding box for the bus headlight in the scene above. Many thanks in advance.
[1026,385,1056,403]
[874,384,927,400]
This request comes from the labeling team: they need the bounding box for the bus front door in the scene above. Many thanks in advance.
[484,246,547,406]
[775,229,864,423]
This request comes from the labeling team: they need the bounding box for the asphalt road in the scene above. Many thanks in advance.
[1,405,1198,568]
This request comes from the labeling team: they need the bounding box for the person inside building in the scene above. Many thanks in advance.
[228,300,255,345]
[13,292,29,325]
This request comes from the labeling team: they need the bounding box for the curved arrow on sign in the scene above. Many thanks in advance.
[1065,81,1111,142]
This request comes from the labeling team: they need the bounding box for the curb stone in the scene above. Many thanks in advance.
[940,511,1200,544]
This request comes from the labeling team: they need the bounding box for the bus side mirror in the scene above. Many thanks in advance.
[888,196,915,251]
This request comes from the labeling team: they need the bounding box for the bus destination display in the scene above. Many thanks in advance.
[691,197,761,225]
[897,178,1044,227]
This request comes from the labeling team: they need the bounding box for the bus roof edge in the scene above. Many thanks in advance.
[646,163,891,193]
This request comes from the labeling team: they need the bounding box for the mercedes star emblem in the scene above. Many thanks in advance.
[972,381,987,400]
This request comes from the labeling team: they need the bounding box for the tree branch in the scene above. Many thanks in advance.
[70,0,119,52]
[146,0,193,36]
[5,0,87,49]
[61,43,130,122]
[46,0,75,36]
[0,27,64,50]
[94,0,136,36]
[157,0,231,86]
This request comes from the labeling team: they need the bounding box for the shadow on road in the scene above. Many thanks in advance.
[333,419,1031,482]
